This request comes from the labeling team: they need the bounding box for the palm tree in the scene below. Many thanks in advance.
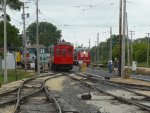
[0,0,23,11]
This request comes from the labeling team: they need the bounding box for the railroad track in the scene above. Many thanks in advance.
[0,73,54,106]
[68,72,150,112]
[0,73,78,113]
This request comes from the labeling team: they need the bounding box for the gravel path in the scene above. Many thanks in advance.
[60,78,99,113]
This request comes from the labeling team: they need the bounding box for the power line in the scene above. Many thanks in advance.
[10,17,23,24]
[72,0,118,22]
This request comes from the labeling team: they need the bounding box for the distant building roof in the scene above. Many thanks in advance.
[28,44,46,48]
[56,42,73,46]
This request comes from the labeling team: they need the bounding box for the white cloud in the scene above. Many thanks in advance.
[6,0,150,47]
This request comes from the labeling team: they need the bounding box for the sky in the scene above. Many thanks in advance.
[4,0,150,47]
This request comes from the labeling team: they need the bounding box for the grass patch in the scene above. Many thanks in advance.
[0,69,33,85]
[137,62,147,67]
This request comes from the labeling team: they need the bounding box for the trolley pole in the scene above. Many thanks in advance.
[4,0,7,83]
[36,0,40,75]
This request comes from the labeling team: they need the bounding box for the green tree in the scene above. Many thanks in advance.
[26,22,62,46]
[0,21,20,49]
[0,0,22,11]
[133,40,147,63]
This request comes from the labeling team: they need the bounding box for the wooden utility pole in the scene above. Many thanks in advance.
[146,33,150,67]
[126,12,130,77]
[121,0,126,78]
[94,41,97,65]
[22,2,29,72]
[101,43,103,64]
[129,30,135,64]
[36,0,40,75]
[4,0,7,83]
[97,33,99,64]
[22,3,27,72]
[119,0,122,77]
[89,38,91,49]
[109,27,112,61]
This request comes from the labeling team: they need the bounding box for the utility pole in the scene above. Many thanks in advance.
[4,0,7,83]
[109,27,112,61]
[75,41,77,48]
[121,0,126,78]
[146,33,150,67]
[89,38,91,49]
[119,0,122,77]
[126,12,130,77]
[36,0,40,75]
[101,43,103,64]
[94,41,97,65]
[97,33,99,65]
[129,30,135,64]
[22,2,29,72]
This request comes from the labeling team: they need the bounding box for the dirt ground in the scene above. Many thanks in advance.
[110,78,150,86]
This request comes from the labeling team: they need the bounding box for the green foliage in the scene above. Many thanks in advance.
[0,21,20,48]
[90,34,150,67]
[112,44,120,59]
[0,0,23,11]
[26,22,62,46]
[133,41,147,63]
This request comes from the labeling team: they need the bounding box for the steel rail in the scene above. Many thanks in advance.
[0,73,55,106]
[43,75,63,113]
[84,73,150,90]
[12,74,63,113]
[79,73,150,99]
[69,74,150,112]
[12,81,44,113]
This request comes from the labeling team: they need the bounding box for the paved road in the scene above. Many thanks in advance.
[73,66,116,77]
[72,66,150,82]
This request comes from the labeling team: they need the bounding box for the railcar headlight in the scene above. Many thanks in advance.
[83,51,86,55]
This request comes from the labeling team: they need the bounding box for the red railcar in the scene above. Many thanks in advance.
[49,42,74,71]
[74,48,91,66]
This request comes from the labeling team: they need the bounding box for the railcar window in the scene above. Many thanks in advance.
[56,49,61,55]
[68,48,72,55]
[80,52,84,57]
[62,49,66,56]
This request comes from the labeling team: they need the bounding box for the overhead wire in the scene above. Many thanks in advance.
[72,0,117,22]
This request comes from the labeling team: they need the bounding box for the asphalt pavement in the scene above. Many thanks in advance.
[72,66,150,82]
